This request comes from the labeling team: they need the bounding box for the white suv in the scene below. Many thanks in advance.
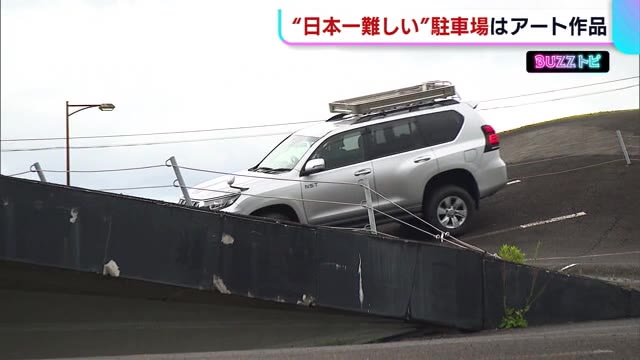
[181,81,508,236]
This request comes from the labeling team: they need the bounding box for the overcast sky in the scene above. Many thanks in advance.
[1,0,638,202]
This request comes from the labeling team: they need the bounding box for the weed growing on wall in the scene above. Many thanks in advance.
[499,242,549,329]
[498,244,525,264]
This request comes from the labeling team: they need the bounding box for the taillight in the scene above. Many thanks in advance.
[481,125,500,152]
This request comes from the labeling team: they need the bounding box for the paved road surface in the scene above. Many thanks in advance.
[56,318,640,360]
[1,252,436,360]
[381,110,640,286]
[0,287,423,360]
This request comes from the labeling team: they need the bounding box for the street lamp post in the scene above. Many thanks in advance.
[65,101,115,186]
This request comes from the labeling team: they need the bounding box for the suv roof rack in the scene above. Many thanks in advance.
[352,98,460,124]
[328,81,456,116]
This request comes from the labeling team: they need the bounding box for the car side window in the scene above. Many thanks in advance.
[414,110,465,146]
[368,118,425,159]
[310,130,365,171]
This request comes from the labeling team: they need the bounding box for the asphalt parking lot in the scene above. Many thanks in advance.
[381,109,640,286]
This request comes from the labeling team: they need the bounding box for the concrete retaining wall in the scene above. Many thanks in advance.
[1,175,637,330]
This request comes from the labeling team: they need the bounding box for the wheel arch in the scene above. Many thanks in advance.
[250,204,301,222]
[423,169,480,210]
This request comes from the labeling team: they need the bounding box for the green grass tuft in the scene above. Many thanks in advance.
[498,244,526,264]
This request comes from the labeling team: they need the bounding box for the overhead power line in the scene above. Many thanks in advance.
[2,76,638,144]
[38,165,166,173]
[2,81,638,153]
[1,120,322,142]
[98,185,175,191]
[6,170,32,177]
[1,131,290,153]
[478,84,639,111]
[477,76,639,103]
[4,80,636,153]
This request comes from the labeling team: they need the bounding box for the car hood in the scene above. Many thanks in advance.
[187,169,295,201]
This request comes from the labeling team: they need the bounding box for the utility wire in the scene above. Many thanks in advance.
[506,145,621,167]
[371,207,439,240]
[184,183,467,248]
[2,85,636,153]
[3,77,637,144]
[477,76,639,103]
[3,89,637,153]
[97,182,441,244]
[497,136,618,156]
[515,159,625,180]
[98,185,176,191]
[39,165,166,173]
[7,137,623,175]
[362,183,487,253]
[184,185,364,208]
[1,131,290,153]
[1,120,323,142]
[178,164,361,187]
[371,207,475,251]
[6,170,31,177]
[478,84,639,111]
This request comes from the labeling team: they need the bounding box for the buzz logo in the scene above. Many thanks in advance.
[534,54,601,69]
[526,51,609,73]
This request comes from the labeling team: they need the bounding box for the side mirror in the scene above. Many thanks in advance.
[302,158,325,176]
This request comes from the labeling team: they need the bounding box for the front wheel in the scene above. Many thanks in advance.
[424,185,475,237]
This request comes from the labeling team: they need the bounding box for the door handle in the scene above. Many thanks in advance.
[354,168,372,176]
[414,156,431,163]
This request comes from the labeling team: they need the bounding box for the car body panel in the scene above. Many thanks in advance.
[369,146,439,215]
[182,100,508,230]
[300,160,374,226]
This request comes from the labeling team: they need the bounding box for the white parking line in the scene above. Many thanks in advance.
[558,263,579,272]
[522,350,614,358]
[463,212,588,240]
[518,350,614,358]
[519,212,587,229]
[507,179,521,185]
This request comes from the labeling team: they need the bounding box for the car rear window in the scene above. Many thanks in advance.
[414,110,465,146]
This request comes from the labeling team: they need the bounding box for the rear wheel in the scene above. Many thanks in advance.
[424,185,475,237]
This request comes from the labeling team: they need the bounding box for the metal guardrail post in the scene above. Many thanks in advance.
[31,162,47,182]
[359,178,377,235]
[167,156,193,206]
[616,130,631,165]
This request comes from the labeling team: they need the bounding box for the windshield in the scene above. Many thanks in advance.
[253,135,320,172]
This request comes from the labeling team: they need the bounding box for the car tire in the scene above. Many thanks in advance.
[424,185,475,237]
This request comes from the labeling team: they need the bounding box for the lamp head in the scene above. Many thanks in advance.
[99,103,115,111]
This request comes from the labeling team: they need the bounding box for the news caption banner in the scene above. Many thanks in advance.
[277,2,640,55]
